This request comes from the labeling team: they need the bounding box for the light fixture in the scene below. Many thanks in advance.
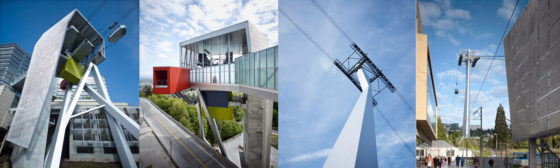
[458,54,464,66]
[471,56,480,67]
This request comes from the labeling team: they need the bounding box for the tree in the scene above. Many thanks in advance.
[141,85,153,97]
[437,116,447,140]
[452,131,461,146]
[216,119,243,140]
[494,104,510,145]
[233,106,243,122]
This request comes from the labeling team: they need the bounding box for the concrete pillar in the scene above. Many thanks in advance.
[243,95,273,168]
[529,138,537,168]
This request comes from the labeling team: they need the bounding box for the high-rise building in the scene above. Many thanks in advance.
[0,43,31,86]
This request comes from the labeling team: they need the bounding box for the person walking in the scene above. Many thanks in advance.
[448,156,451,166]
[488,157,495,168]
[455,156,460,167]
[474,157,478,168]
[426,154,433,168]
[461,156,465,167]
[442,157,445,167]
[434,156,439,168]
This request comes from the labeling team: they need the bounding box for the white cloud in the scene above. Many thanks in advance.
[445,9,471,19]
[139,0,277,78]
[448,35,460,46]
[419,0,470,45]
[437,69,464,82]
[474,32,493,39]
[419,2,441,25]
[497,0,518,20]
[282,148,331,164]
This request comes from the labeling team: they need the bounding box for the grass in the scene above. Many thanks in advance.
[271,134,278,149]
[60,161,122,168]
[456,138,494,156]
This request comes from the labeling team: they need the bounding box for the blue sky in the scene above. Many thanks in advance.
[139,0,277,78]
[419,0,529,129]
[0,0,139,105]
[279,0,415,167]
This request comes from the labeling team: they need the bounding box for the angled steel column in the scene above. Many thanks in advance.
[44,63,93,168]
[44,83,72,167]
[106,113,136,168]
[85,85,139,139]
[195,89,227,158]
[90,65,136,168]
[324,69,377,168]
[196,102,206,141]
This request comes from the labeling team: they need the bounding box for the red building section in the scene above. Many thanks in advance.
[153,67,190,94]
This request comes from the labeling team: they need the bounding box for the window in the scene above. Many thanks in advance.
[76,146,94,153]
[155,70,168,87]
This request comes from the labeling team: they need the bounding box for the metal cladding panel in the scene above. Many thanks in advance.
[6,10,75,148]
[201,91,229,107]
[179,21,248,47]
[505,0,560,142]
[153,67,190,94]
[246,22,269,53]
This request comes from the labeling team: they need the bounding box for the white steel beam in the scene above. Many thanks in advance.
[91,64,110,102]
[90,66,137,168]
[70,105,105,118]
[106,115,136,168]
[45,63,93,168]
[44,84,72,168]
[84,85,139,139]
[195,103,206,141]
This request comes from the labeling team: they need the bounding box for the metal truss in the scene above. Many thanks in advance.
[44,63,138,168]
[333,43,396,106]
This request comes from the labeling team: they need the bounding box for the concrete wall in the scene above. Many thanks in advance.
[417,33,437,142]
[505,0,560,142]
[243,95,273,168]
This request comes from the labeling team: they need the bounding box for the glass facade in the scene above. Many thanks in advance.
[181,29,248,69]
[68,105,139,158]
[0,43,31,86]
[190,46,278,90]
[426,62,437,133]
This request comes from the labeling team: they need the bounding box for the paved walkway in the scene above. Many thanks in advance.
[140,98,236,168]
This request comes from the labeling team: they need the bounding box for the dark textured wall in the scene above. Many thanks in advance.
[504,0,560,142]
